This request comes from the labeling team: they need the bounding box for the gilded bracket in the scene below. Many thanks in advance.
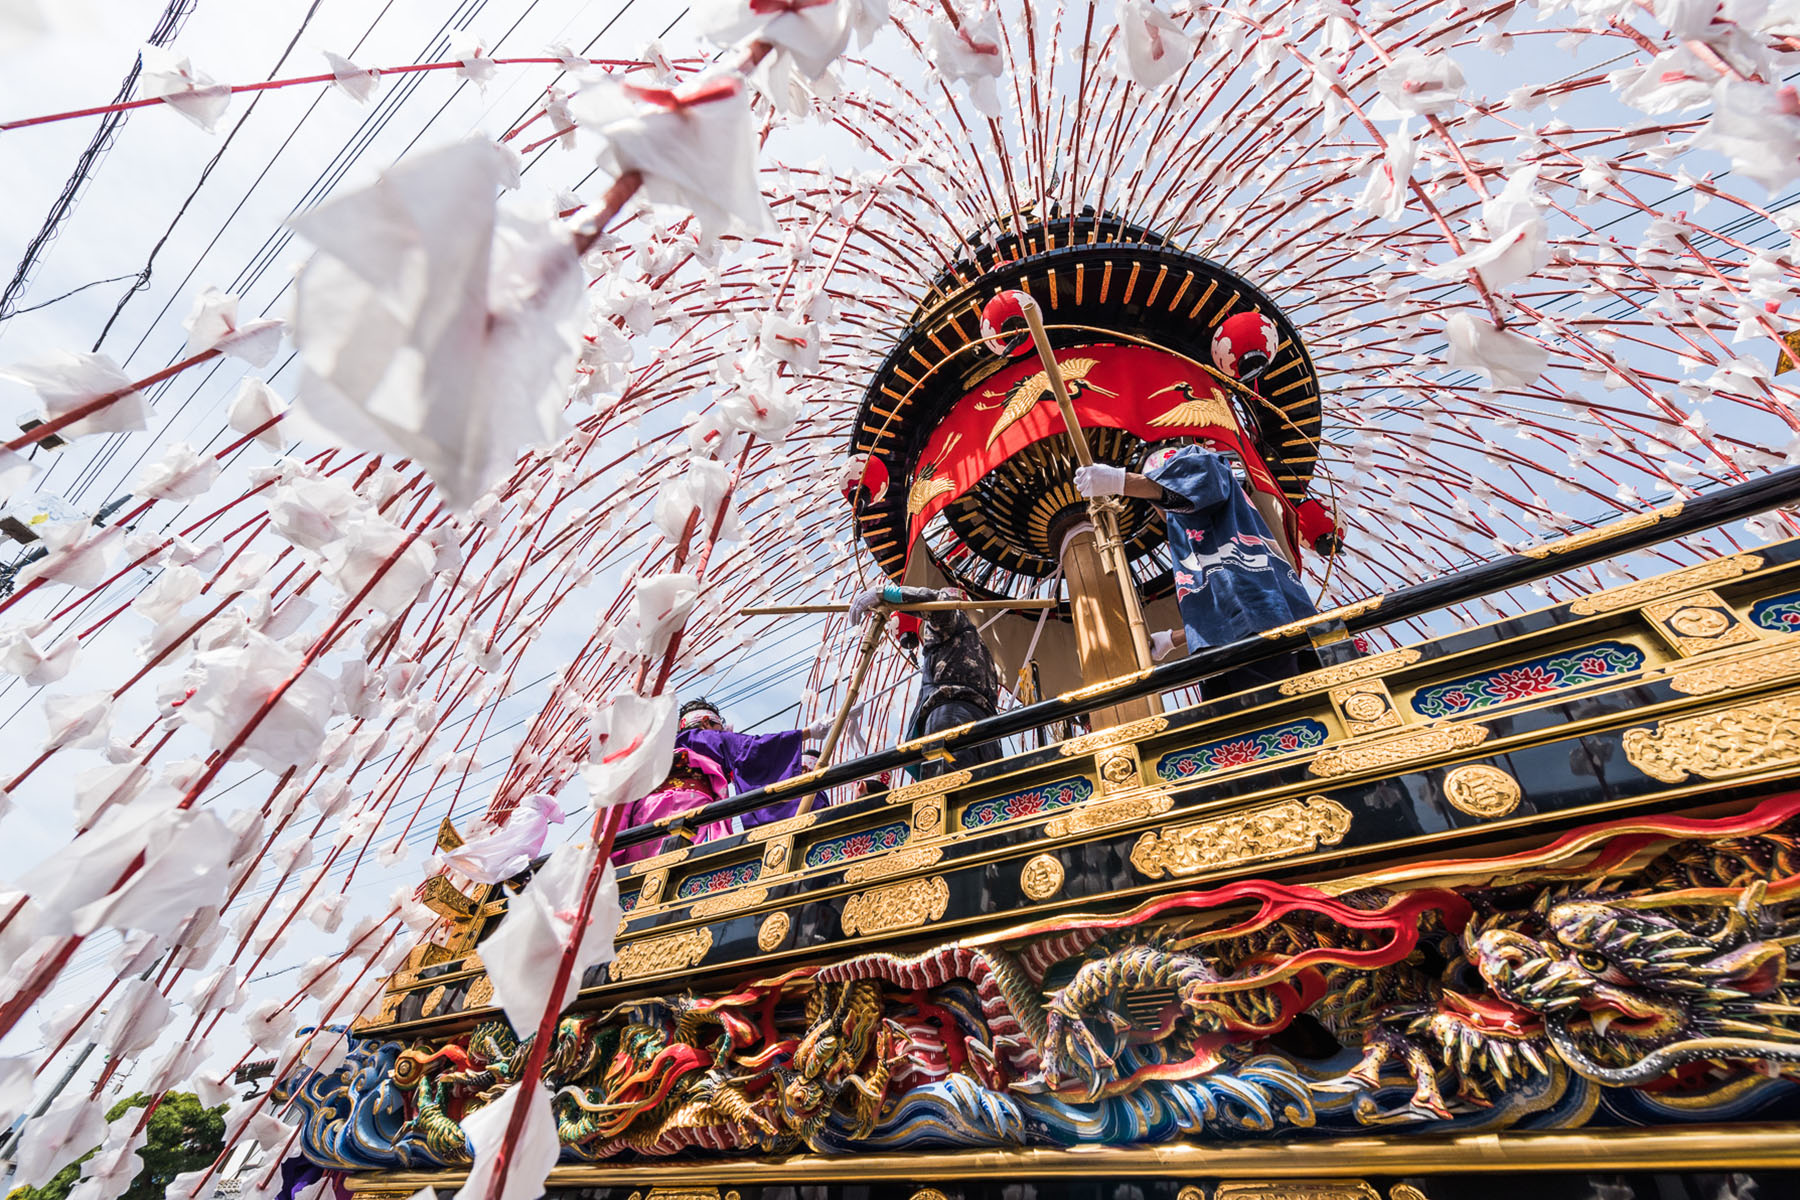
[1129,795,1351,879]
[1640,588,1762,658]
[1622,691,1800,783]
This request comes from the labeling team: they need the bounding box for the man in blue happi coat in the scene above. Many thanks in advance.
[1075,442,1317,696]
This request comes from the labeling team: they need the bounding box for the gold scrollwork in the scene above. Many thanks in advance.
[756,912,789,951]
[1622,693,1800,783]
[1129,796,1351,879]
[745,811,817,842]
[1019,853,1065,900]
[912,796,945,835]
[840,876,950,936]
[1261,596,1383,640]
[1520,503,1682,560]
[625,1188,741,1200]
[1279,648,1423,694]
[1057,716,1169,756]
[1308,723,1490,778]
[465,976,493,1009]
[1214,1183,1379,1200]
[888,769,972,805]
[1671,641,1800,696]
[1642,590,1760,657]
[1044,790,1175,838]
[611,927,714,981]
[1567,553,1764,615]
[843,844,944,883]
[629,846,691,875]
[688,886,768,919]
[1441,764,1522,818]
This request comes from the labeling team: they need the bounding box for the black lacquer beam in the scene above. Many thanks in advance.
[613,465,1800,852]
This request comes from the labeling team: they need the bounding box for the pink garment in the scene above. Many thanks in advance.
[612,749,737,865]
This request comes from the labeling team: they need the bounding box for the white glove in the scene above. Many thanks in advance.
[1150,630,1178,661]
[1073,463,1126,498]
[847,586,887,626]
[803,718,831,740]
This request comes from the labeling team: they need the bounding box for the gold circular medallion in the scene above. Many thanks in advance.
[914,801,943,833]
[763,841,789,870]
[1341,691,1388,722]
[1175,1189,1206,1200]
[757,911,791,951]
[465,976,494,1008]
[1019,853,1065,901]
[910,1190,950,1200]
[1667,605,1731,638]
[1099,752,1137,785]
[1442,764,1521,818]
[421,984,447,1016]
[637,872,665,905]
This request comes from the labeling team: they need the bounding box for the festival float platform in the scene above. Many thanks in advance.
[287,502,1800,1200]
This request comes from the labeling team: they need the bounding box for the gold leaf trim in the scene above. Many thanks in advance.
[887,769,972,805]
[1623,692,1800,783]
[1019,853,1065,901]
[1566,553,1764,615]
[1057,716,1169,756]
[756,912,790,952]
[435,816,464,851]
[1307,723,1490,778]
[1056,669,1154,704]
[420,875,479,919]
[842,845,943,883]
[1519,502,1682,560]
[611,927,714,980]
[1441,764,1522,818]
[1261,596,1383,640]
[1215,1183,1379,1200]
[1279,648,1422,694]
[840,876,949,936]
[745,811,817,842]
[897,722,976,751]
[1044,789,1174,838]
[687,886,768,919]
[628,846,691,875]
[1671,641,1800,696]
[1129,796,1351,879]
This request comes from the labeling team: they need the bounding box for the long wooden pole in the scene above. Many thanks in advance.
[1018,297,1154,670]
[799,608,890,810]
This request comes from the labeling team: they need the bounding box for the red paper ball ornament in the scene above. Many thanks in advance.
[980,290,1037,357]
[1211,310,1280,381]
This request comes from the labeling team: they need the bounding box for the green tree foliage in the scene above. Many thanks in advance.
[7,1092,228,1200]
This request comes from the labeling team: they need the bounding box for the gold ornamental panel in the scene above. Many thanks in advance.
[465,976,494,1008]
[756,912,790,951]
[1671,641,1800,695]
[1309,723,1490,778]
[420,984,447,1017]
[1044,790,1174,838]
[1057,716,1168,756]
[635,869,668,908]
[419,875,479,919]
[1622,692,1800,783]
[1641,589,1760,657]
[1019,853,1065,900]
[1214,1183,1379,1200]
[912,795,945,836]
[1441,764,1521,818]
[1329,680,1402,737]
[611,927,714,981]
[761,838,791,872]
[909,1190,951,1200]
[842,844,944,883]
[688,886,768,919]
[1129,796,1352,880]
[840,876,950,936]
[626,1189,740,1200]
[1280,647,1423,695]
[629,846,691,875]
[1096,743,1144,793]
[745,811,817,842]
[887,769,972,805]
[1568,552,1764,615]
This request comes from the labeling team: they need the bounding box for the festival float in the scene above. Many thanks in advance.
[1,4,1799,1200]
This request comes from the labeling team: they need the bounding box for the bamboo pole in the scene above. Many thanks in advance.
[799,608,890,811]
[1017,295,1154,670]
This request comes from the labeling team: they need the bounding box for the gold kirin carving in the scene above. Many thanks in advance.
[1441,764,1522,818]
[611,927,714,980]
[688,886,768,919]
[630,846,691,875]
[1044,790,1175,838]
[843,845,943,883]
[746,811,817,841]
[888,769,972,805]
[1622,693,1800,783]
[1129,796,1351,879]
[1261,595,1384,640]
[1058,716,1169,756]
[1309,723,1490,778]
[1642,589,1759,657]
[1567,553,1764,615]
[840,876,949,936]
[1279,648,1423,695]
[1019,853,1065,900]
[1671,641,1800,696]
[757,911,790,951]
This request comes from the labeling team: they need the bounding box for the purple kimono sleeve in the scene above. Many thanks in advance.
[675,727,808,828]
